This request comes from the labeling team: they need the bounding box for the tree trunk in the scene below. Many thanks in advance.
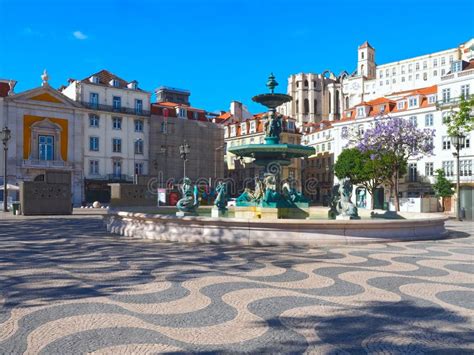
[394,167,400,212]
[370,187,376,210]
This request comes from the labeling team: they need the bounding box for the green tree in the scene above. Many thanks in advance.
[432,169,454,212]
[445,95,474,137]
[334,148,390,210]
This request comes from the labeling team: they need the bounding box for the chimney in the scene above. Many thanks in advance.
[230,101,243,121]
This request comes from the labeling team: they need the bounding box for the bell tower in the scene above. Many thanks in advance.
[358,41,376,79]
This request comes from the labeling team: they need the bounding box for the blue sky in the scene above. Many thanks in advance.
[0,0,473,113]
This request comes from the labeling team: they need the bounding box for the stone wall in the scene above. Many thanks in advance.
[109,183,156,207]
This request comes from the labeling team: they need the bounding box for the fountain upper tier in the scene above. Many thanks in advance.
[228,73,315,166]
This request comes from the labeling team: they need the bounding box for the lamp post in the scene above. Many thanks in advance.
[1,126,12,212]
[451,133,465,221]
[179,141,190,180]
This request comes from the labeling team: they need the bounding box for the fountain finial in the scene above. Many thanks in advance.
[266,73,278,93]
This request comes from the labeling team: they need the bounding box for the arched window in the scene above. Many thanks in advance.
[295,100,299,114]
[304,80,308,87]
[335,90,340,114]
[360,64,365,75]
[314,99,318,114]
[304,99,309,114]
[361,52,365,59]
[328,92,332,113]
[345,96,349,109]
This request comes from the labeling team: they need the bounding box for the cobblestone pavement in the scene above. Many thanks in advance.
[0,216,472,354]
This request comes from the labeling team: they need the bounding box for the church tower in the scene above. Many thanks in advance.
[358,41,376,79]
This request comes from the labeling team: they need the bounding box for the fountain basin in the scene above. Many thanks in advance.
[104,211,448,246]
[228,143,315,166]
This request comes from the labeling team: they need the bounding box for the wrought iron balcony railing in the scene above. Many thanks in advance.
[22,159,72,169]
[80,101,150,117]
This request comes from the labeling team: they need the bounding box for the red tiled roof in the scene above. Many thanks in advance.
[359,41,374,49]
[80,69,143,91]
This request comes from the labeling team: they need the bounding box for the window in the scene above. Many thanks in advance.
[433,70,437,76]
[304,80,308,87]
[38,135,54,161]
[416,74,420,80]
[425,162,434,177]
[442,136,451,150]
[90,76,99,84]
[287,121,295,131]
[452,61,462,73]
[304,99,309,114]
[249,120,256,133]
[380,81,383,86]
[462,136,471,149]
[112,138,122,153]
[408,97,418,107]
[160,121,168,134]
[89,160,99,175]
[441,69,446,76]
[442,89,451,103]
[392,67,396,75]
[401,77,405,82]
[433,59,437,67]
[230,125,236,136]
[134,139,144,155]
[442,111,451,124]
[241,122,247,135]
[90,93,99,108]
[380,71,383,78]
[425,114,433,126]
[415,62,420,71]
[328,142,331,151]
[358,124,364,135]
[386,80,389,85]
[423,61,427,69]
[178,108,187,118]
[135,99,143,114]
[112,79,120,87]
[89,136,99,151]
[134,119,143,132]
[112,96,121,110]
[423,72,428,81]
[401,65,405,74]
[112,117,122,130]
[397,101,405,110]
[113,160,122,177]
[357,107,365,117]
[461,84,470,98]
[442,161,454,177]
[409,163,417,182]
[408,75,412,81]
[409,116,417,126]
[385,69,389,76]
[428,95,437,104]
[322,143,326,151]
[460,160,473,176]
[135,162,144,175]
[89,114,99,127]
[193,111,199,120]
[441,57,446,65]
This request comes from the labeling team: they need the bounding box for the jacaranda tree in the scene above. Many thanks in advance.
[356,116,435,211]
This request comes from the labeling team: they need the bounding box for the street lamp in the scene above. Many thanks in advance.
[451,133,465,221]
[1,126,12,212]
[179,141,190,180]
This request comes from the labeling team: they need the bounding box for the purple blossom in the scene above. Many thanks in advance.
[355,116,435,160]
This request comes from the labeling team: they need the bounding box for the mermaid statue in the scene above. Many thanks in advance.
[177,177,199,213]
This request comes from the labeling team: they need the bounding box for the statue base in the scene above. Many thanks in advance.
[211,208,228,218]
[176,211,198,217]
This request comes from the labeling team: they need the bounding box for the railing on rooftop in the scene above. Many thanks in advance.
[441,69,474,81]
[80,101,150,116]
[155,86,190,94]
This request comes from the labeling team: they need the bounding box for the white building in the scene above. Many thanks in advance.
[61,70,151,202]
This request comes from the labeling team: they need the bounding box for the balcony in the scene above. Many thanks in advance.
[22,159,72,169]
[86,174,134,182]
[441,69,474,81]
[80,101,150,117]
